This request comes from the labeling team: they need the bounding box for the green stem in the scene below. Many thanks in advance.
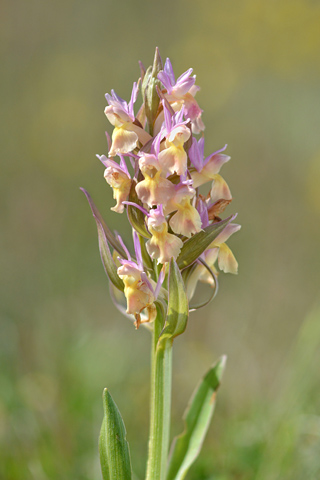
[146,310,173,480]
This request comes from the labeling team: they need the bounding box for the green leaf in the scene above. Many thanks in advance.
[81,188,127,258]
[139,234,153,270]
[97,216,124,291]
[141,48,163,134]
[158,258,188,345]
[81,188,123,291]
[126,182,151,239]
[177,215,236,270]
[99,388,132,480]
[166,356,227,480]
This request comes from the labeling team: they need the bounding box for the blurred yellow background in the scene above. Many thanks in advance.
[1,0,320,479]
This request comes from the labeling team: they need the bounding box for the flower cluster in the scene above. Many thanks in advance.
[86,49,240,328]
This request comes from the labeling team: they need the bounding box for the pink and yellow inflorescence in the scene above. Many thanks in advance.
[96,49,240,327]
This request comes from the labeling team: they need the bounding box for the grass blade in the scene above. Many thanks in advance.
[166,356,226,480]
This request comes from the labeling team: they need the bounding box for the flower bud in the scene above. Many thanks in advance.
[141,47,163,134]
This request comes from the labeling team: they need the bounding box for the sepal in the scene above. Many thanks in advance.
[99,388,132,480]
[166,356,227,480]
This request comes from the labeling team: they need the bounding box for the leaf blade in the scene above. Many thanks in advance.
[97,216,124,291]
[99,388,132,480]
[81,188,127,257]
[166,356,227,480]
[158,258,189,345]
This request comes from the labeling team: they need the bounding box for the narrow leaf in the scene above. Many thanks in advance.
[81,188,127,257]
[81,189,123,291]
[158,258,188,345]
[99,388,132,480]
[166,356,227,480]
[127,182,151,239]
[177,215,236,270]
[97,217,124,291]
[139,234,153,270]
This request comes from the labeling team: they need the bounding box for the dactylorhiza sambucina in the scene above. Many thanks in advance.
[82,48,240,331]
[82,48,241,480]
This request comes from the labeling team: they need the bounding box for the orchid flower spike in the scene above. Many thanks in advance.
[84,47,240,330]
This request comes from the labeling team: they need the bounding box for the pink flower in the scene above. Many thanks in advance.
[187,223,241,298]
[165,182,202,237]
[158,58,205,134]
[99,155,131,213]
[157,103,191,175]
[189,138,232,203]
[146,205,183,264]
[116,232,164,328]
[118,261,156,323]
[135,153,175,207]
[186,223,241,299]
[105,83,152,156]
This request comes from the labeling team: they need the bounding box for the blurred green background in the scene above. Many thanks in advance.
[1,0,320,478]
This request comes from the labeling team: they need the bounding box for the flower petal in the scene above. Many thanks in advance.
[169,201,202,237]
[210,174,232,203]
[158,144,187,176]
[218,243,238,274]
[212,223,241,245]
[109,126,139,156]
